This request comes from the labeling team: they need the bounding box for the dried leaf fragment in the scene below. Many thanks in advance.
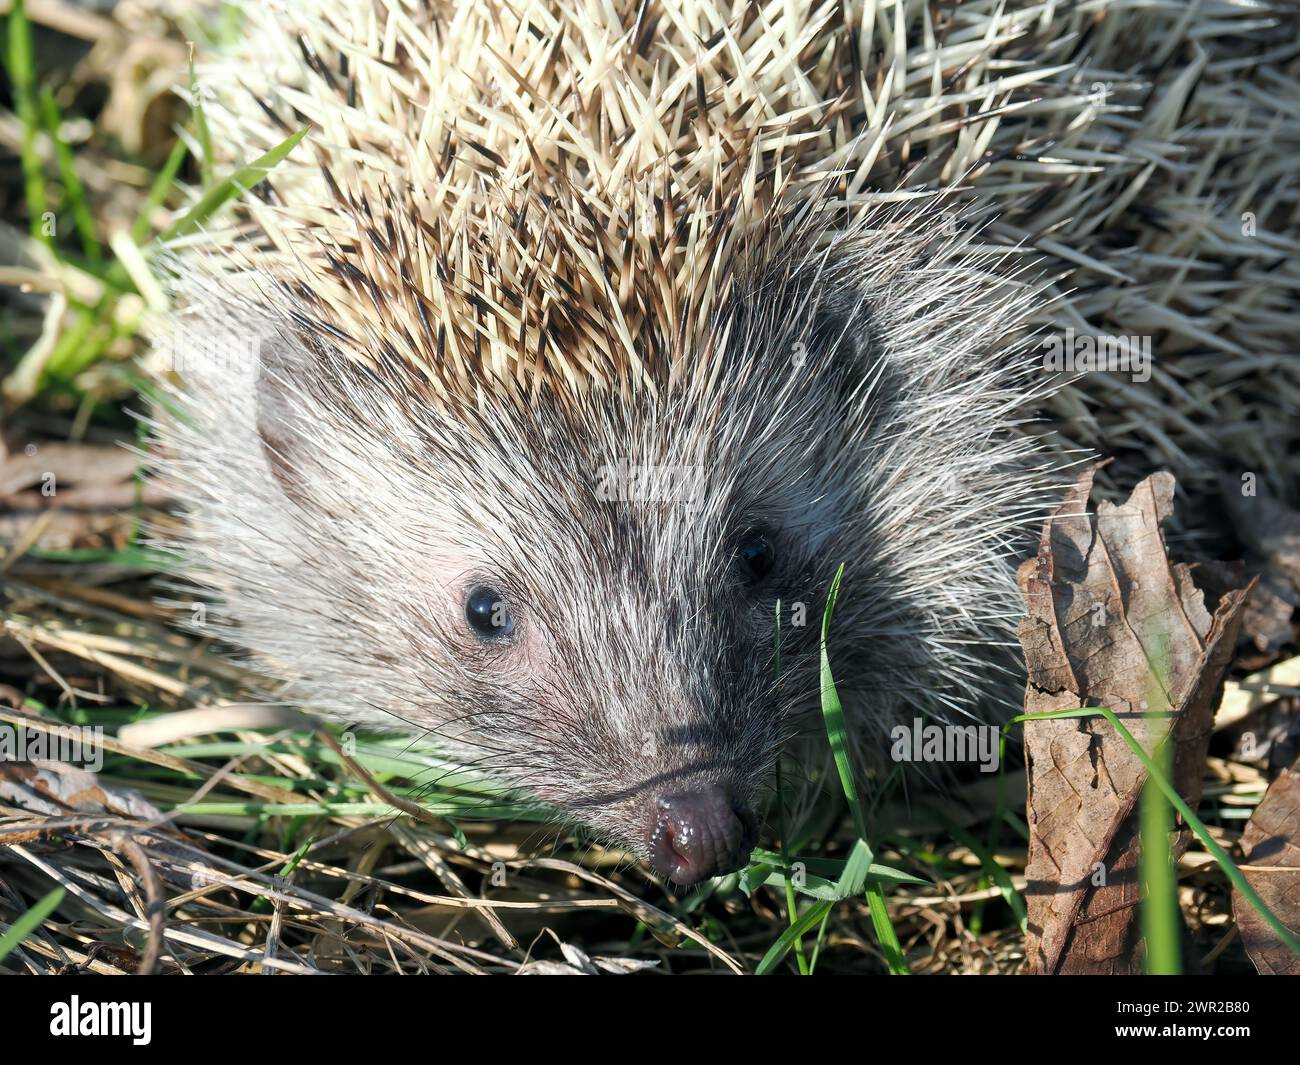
[1232,758,1300,975]
[1017,467,1253,974]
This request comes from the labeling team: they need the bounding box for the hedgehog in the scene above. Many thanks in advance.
[150,0,1300,886]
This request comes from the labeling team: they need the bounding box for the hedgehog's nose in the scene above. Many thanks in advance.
[648,785,757,886]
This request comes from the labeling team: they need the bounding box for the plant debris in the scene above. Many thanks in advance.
[1017,467,1254,974]
[1232,757,1300,975]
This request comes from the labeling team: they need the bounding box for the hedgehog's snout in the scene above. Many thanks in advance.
[647,785,756,886]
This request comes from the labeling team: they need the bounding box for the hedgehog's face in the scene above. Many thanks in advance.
[397,396,842,886]
[440,527,783,885]
[243,322,869,887]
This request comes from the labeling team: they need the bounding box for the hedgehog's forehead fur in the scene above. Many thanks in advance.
[157,0,1057,854]
[198,0,963,406]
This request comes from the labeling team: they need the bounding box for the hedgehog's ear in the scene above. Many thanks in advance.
[255,331,319,510]
[809,294,900,404]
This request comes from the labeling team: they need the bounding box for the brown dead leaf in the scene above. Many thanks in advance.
[1017,467,1253,974]
[1232,757,1300,975]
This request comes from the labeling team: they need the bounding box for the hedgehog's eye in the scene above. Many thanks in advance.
[735,530,775,584]
[465,586,514,639]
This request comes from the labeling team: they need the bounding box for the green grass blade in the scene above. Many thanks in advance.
[1139,640,1182,973]
[807,839,873,974]
[159,126,309,244]
[864,881,909,974]
[42,299,108,381]
[0,888,65,964]
[748,848,929,896]
[1140,740,1181,973]
[834,838,874,897]
[27,543,175,569]
[132,137,190,243]
[249,839,313,915]
[188,48,214,187]
[6,0,49,244]
[819,563,865,839]
[931,811,1028,935]
[818,564,909,974]
[756,900,833,975]
[39,87,101,262]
